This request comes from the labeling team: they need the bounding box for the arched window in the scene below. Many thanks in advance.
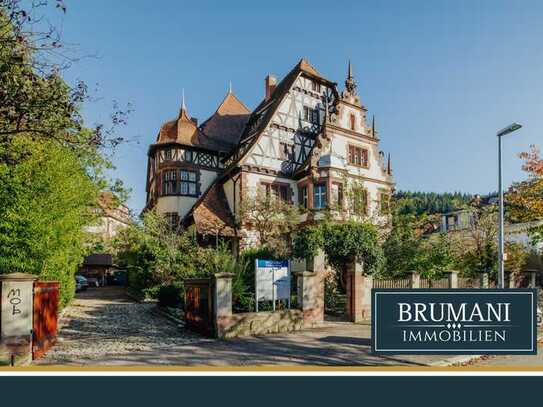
[349,114,356,131]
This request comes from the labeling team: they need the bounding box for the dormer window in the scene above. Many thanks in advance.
[311,81,321,93]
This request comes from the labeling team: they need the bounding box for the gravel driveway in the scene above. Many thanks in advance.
[37,286,469,367]
[37,287,205,366]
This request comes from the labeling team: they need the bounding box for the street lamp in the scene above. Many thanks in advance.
[497,122,522,288]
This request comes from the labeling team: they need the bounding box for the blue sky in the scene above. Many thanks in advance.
[52,1,542,213]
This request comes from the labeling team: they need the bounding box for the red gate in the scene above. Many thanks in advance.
[32,281,59,359]
[184,278,214,337]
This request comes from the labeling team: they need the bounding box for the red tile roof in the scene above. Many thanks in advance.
[200,92,250,151]
[156,106,226,151]
[188,182,236,237]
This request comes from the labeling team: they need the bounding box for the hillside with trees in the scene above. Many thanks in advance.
[393,191,475,216]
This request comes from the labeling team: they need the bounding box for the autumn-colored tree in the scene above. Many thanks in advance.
[507,145,543,243]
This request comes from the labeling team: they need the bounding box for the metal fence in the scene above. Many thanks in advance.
[420,277,450,288]
[373,278,411,289]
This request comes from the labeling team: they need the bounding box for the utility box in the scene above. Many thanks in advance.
[0,273,38,366]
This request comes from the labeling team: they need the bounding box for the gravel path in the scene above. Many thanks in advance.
[37,287,205,366]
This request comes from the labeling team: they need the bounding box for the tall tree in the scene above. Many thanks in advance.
[0,2,130,305]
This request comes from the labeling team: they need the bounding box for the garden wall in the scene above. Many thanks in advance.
[216,309,319,339]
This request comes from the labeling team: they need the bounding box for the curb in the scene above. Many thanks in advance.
[431,332,543,367]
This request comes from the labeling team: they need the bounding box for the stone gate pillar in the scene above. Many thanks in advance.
[295,250,325,326]
[0,273,38,366]
[213,273,233,338]
[345,258,372,322]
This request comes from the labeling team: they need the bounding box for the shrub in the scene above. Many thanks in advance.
[157,283,184,308]
[293,221,384,275]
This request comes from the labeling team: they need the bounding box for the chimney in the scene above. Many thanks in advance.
[190,117,198,126]
[265,74,277,100]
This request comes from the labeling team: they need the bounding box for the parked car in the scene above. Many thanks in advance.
[75,275,88,292]
[85,277,101,287]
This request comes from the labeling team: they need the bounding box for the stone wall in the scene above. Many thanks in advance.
[217,309,318,339]
[212,252,326,339]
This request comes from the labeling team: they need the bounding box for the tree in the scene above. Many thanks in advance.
[507,145,543,244]
[393,191,474,216]
[458,204,498,279]
[0,2,130,306]
[382,212,457,279]
[0,136,99,306]
[112,211,199,297]
[239,190,299,257]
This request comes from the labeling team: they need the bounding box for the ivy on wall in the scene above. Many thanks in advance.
[293,221,384,275]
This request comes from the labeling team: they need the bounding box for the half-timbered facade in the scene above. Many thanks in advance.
[145,59,395,247]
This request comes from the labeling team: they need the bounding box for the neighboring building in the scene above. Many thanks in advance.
[145,59,395,249]
[86,192,132,240]
[80,192,132,285]
[439,207,543,280]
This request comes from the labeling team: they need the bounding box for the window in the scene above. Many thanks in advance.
[379,192,390,214]
[162,169,198,196]
[262,182,289,202]
[164,212,179,228]
[299,186,308,208]
[311,81,321,93]
[184,150,193,162]
[164,148,172,161]
[303,105,319,125]
[349,114,356,131]
[331,183,343,209]
[313,184,327,209]
[180,170,197,196]
[279,142,294,161]
[162,170,177,195]
[352,188,368,215]
[348,145,369,167]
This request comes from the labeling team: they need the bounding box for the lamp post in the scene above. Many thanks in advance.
[497,122,522,288]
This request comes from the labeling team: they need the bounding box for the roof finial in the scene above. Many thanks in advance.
[228,80,232,94]
[387,153,391,175]
[372,115,376,137]
[345,59,357,96]
[182,88,186,110]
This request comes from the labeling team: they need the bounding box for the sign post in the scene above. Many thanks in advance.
[255,259,290,312]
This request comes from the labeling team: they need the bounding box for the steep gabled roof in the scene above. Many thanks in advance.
[183,182,236,237]
[199,91,251,151]
[182,59,338,235]
[232,58,335,162]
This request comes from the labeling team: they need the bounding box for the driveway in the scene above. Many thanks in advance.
[36,287,469,366]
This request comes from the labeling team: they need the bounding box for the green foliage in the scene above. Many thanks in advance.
[382,215,420,276]
[112,211,199,298]
[382,213,457,279]
[0,136,100,306]
[394,191,474,216]
[293,221,384,275]
[0,4,129,307]
[292,226,324,260]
